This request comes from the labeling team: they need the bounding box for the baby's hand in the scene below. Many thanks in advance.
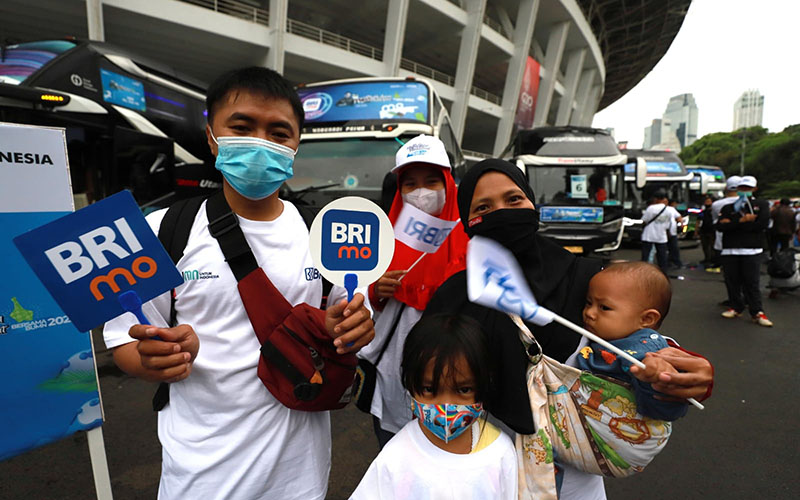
[629,352,677,385]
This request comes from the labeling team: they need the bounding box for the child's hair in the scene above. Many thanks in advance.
[205,66,304,129]
[601,261,672,327]
[401,314,493,403]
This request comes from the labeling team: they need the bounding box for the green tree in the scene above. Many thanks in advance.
[680,125,800,197]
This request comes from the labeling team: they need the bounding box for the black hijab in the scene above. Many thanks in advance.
[424,158,602,434]
[456,158,580,301]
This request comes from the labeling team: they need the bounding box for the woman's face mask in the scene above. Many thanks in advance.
[210,129,295,200]
[411,398,484,443]
[403,187,446,216]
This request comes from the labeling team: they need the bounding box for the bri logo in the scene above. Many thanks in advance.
[320,209,380,271]
[44,217,156,301]
[304,267,321,281]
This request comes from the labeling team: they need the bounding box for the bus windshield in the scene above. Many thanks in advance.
[527,165,623,206]
[0,40,76,84]
[291,138,402,193]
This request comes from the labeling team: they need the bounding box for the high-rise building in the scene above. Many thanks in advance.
[733,89,764,130]
[643,118,663,149]
[662,93,698,148]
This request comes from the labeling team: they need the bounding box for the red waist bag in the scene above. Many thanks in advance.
[207,192,356,411]
[239,269,356,411]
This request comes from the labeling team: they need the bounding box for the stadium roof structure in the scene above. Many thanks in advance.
[576,0,692,110]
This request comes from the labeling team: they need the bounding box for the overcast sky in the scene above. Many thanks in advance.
[592,0,800,148]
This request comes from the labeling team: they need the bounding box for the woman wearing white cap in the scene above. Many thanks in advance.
[357,135,470,448]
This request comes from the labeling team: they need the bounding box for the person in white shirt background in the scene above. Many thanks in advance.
[103,66,375,500]
[640,190,673,269]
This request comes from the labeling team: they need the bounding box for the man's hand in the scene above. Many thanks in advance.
[325,292,374,354]
[740,213,757,222]
[630,347,713,401]
[374,270,407,300]
[127,324,200,383]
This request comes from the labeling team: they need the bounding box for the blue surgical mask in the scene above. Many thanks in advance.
[211,131,295,200]
[411,398,484,443]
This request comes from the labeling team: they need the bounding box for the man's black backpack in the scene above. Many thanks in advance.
[768,248,798,279]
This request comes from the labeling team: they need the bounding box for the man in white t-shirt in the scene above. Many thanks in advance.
[103,67,375,500]
[640,191,672,269]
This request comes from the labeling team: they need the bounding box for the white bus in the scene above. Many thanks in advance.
[291,77,464,216]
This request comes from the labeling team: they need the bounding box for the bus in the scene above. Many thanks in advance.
[687,165,726,204]
[291,77,465,217]
[508,127,646,254]
[0,39,220,210]
[623,149,694,241]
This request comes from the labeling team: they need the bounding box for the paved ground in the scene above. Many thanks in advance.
[1,245,797,499]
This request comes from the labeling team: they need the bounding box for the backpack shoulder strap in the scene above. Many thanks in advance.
[152,193,209,413]
[205,190,260,281]
[158,194,209,264]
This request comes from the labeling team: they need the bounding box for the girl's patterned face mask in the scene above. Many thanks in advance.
[411,398,484,443]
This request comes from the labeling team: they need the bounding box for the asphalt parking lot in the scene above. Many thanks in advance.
[1,245,797,500]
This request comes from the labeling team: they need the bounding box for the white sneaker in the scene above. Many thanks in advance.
[721,309,741,319]
[753,312,773,327]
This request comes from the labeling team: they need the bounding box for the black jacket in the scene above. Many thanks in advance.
[716,197,770,249]
[424,241,602,435]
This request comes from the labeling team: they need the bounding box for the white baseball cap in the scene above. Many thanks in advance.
[738,175,757,188]
[726,175,742,190]
[393,134,451,172]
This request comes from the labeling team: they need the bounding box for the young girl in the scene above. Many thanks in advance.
[350,314,517,499]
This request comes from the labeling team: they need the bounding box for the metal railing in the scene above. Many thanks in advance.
[176,0,501,104]
[471,85,501,105]
[287,19,383,61]
[482,15,509,39]
[181,0,267,24]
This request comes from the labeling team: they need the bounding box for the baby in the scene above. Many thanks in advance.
[578,261,688,421]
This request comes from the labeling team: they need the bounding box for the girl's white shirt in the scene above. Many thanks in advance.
[350,419,517,500]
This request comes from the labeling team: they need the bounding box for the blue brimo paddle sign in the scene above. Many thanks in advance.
[12,190,184,332]
[309,197,395,302]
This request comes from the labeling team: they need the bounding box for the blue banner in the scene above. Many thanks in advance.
[625,161,683,175]
[1,122,103,461]
[299,81,429,124]
[100,68,146,112]
[540,206,604,223]
[13,190,183,332]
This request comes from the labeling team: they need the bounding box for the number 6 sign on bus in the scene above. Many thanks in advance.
[309,197,394,302]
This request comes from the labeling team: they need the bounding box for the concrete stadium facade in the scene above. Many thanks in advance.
[1,0,689,156]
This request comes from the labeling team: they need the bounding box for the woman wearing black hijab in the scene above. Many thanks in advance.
[425,159,602,433]
[424,159,714,497]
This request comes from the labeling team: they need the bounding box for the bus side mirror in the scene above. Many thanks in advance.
[635,157,647,189]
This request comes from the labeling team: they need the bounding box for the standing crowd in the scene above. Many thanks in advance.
[104,67,715,499]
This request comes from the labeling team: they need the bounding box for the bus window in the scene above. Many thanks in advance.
[0,40,76,84]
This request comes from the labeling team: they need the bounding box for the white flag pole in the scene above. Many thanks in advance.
[87,427,114,499]
[398,252,426,281]
[551,314,704,410]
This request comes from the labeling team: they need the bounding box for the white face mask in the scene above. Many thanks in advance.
[402,187,446,216]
